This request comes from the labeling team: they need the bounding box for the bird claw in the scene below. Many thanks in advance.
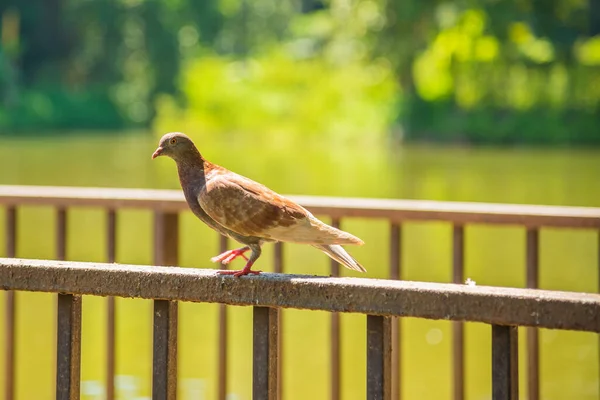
[218,268,262,278]
[214,247,259,277]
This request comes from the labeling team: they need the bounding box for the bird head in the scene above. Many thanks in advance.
[152,132,198,161]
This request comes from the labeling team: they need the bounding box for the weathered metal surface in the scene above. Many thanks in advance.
[253,307,279,400]
[453,225,465,400]
[56,294,82,400]
[1,258,599,332]
[367,315,392,400]
[106,209,117,400]
[526,229,539,400]
[330,218,341,400]
[492,325,519,400]
[1,185,599,228]
[153,300,178,400]
[218,235,228,400]
[4,206,16,400]
[389,223,401,400]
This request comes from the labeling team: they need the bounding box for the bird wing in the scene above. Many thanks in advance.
[197,170,362,245]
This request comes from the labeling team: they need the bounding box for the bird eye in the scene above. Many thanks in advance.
[170,138,177,145]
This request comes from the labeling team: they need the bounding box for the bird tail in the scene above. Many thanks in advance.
[307,215,364,245]
[312,244,366,272]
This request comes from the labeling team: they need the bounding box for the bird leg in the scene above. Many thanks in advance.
[217,244,262,277]
[211,246,250,265]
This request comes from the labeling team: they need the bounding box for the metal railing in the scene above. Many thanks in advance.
[2,258,600,400]
[1,184,600,400]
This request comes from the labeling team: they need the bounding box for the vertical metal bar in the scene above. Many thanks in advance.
[219,235,229,267]
[367,315,392,400]
[389,223,401,281]
[6,206,16,258]
[274,242,284,400]
[253,307,279,400]
[106,209,117,400]
[218,235,228,400]
[153,211,179,400]
[492,325,519,400]
[153,211,179,266]
[56,207,68,261]
[452,224,465,400]
[153,300,178,400]
[4,206,16,400]
[330,217,341,400]
[330,218,341,277]
[106,210,117,263]
[526,228,539,400]
[4,291,15,400]
[55,207,68,397]
[389,223,401,400]
[56,294,83,400]
[274,242,283,274]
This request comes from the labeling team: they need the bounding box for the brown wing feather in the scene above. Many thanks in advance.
[198,170,309,238]
[197,169,363,245]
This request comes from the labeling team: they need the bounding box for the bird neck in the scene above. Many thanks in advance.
[175,149,207,188]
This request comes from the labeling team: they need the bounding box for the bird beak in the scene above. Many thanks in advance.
[152,147,163,159]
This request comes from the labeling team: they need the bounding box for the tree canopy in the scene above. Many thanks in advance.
[1,0,599,143]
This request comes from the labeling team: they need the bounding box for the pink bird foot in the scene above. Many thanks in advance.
[218,261,262,278]
[211,247,249,264]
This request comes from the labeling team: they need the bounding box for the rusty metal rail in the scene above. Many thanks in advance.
[2,185,600,400]
[1,185,600,228]
[1,258,599,400]
[2,258,599,330]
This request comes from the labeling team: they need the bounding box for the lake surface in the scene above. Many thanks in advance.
[0,131,598,400]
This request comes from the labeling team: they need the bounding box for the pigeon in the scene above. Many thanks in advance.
[152,132,366,277]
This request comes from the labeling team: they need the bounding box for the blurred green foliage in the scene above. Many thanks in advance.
[397,5,600,144]
[153,53,399,142]
[1,0,600,144]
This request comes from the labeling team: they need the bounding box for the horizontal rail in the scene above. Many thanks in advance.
[1,258,599,332]
[0,185,599,228]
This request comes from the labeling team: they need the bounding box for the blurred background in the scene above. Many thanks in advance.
[0,0,599,142]
[0,0,599,399]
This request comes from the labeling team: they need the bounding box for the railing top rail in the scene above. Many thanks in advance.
[1,185,599,228]
[1,258,599,332]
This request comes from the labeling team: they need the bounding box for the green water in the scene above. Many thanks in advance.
[0,132,598,400]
